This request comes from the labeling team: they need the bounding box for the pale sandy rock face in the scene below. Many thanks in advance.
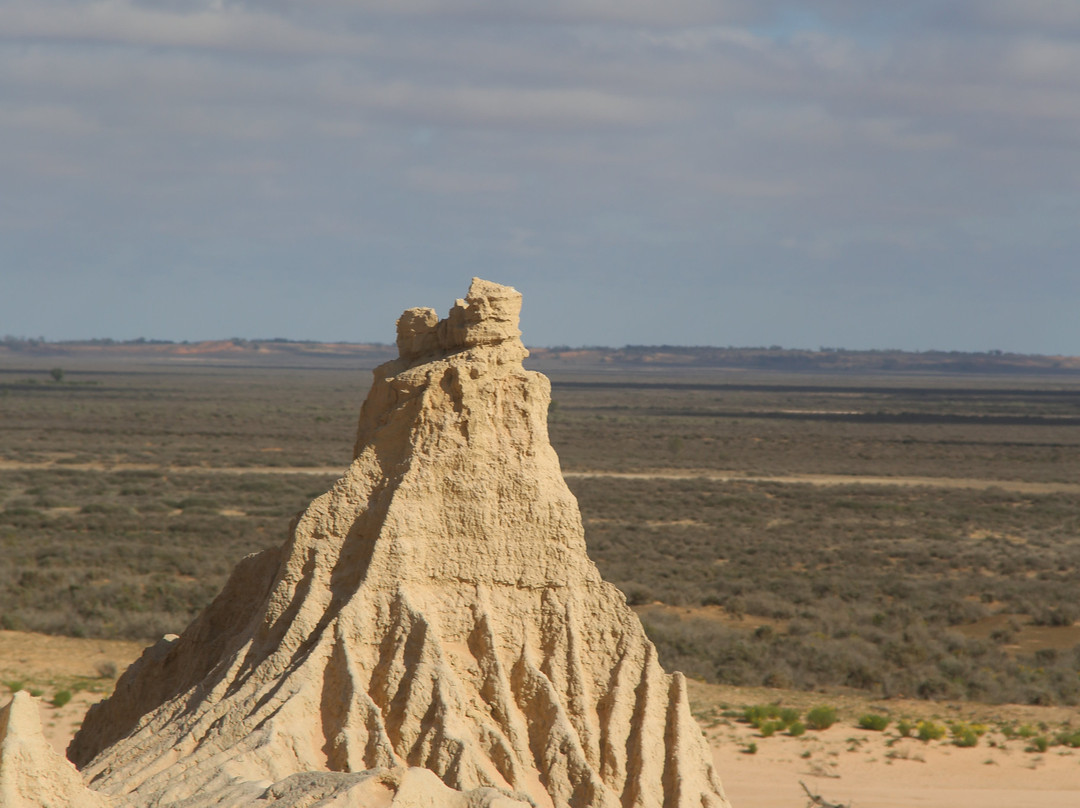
[65,278,731,808]
[0,691,109,808]
[396,307,439,361]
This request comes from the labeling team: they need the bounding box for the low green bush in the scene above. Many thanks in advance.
[778,707,801,725]
[788,721,807,737]
[743,704,778,726]
[743,704,803,737]
[916,720,946,742]
[806,705,837,731]
[758,720,785,737]
[1055,730,1080,748]
[857,713,890,731]
[50,690,72,708]
[953,727,979,747]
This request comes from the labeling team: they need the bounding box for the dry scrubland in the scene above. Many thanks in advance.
[1,354,1079,716]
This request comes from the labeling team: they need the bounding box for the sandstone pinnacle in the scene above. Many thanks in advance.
[58,278,732,807]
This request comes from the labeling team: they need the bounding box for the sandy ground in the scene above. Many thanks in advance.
[688,681,1080,808]
[0,630,146,754]
[2,458,1078,495]
[3,631,1079,806]
[564,469,1080,496]
[712,732,1080,808]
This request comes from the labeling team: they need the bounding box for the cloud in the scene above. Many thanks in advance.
[977,0,1080,31]
[308,0,756,27]
[407,167,519,194]
[1006,37,1080,83]
[0,0,368,54]
[354,82,670,130]
[4,104,100,136]
[0,1,1077,351]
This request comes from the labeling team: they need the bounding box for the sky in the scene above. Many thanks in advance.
[2,1,1078,353]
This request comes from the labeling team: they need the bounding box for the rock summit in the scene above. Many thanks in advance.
[5,279,731,807]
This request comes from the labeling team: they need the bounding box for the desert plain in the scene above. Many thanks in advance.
[2,337,1080,806]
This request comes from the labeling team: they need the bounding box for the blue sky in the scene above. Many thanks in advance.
[2,1,1078,352]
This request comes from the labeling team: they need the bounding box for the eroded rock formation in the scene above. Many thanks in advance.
[0,692,108,808]
[53,279,730,807]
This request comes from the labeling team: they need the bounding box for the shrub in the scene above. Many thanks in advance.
[897,719,914,737]
[788,721,807,737]
[953,727,979,747]
[806,705,838,731]
[1027,736,1049,753]
[758,720,785,737]
[743,704,802,735]
[50,690,72,708]
[916,721,946,742]
[622,584,653,606]
[778,707,801,725]
[0,613,22,631]
[1031,606,1076,627]
[1055,730,1080,749]
[857,713,890,731]
[743,742,758,755]
[743,704,777,726]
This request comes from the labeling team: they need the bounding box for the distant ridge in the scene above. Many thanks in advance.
[528,346,1080,375]
[2,338,1078,375]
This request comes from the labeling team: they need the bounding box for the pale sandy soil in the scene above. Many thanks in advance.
[565,469,1080,496]
[3,458,1077,494]
[3,631,1079,807]
[0,630,145,755]
[687,680,1080,808]
[712,732,1080,808]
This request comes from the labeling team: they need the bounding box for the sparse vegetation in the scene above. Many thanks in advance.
[2,355,1079,708]
[1054,729,1080,748]
[799,779,851,808]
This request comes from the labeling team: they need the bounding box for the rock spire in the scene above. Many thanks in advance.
[0,692,108,808]
[57,278,731,807]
